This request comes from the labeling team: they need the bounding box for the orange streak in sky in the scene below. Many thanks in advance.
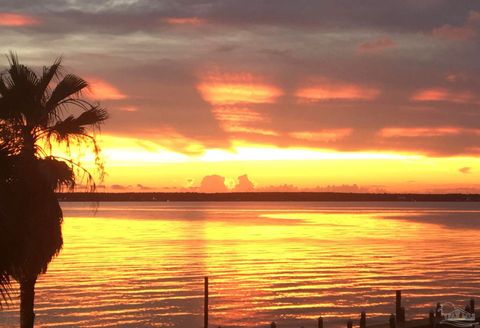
[212,107,265,124]
[118,106,138,112]
[412,88,478,104]
[0,13,39,26]
[165,17,206,25]
[290,129,352,142]
[211,106,274,135]
[226,126,279,136]
[379,127,461,137]
[87,78,127,100]
[198,83,281,105]
[357,36,395,54]
[296,83,380,102]
[198,72,282,105]
[432,25,476,40]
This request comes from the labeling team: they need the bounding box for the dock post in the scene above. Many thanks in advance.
[270,322,276,328]
[429,310,435,328]
[389,314,396,328]
[360,311,366,328]
[318,316,324,328]
[204,276,208,328]
[395,291,402,322]
[435,303,441,321]
[347,319,353,328]
[470,299,475,314]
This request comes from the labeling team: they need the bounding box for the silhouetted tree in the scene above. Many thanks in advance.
[0,145,13,305]
[0,53,108,328]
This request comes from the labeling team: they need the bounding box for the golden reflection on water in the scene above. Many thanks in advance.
[1,202,480,328]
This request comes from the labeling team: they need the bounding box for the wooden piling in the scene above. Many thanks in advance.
[395,291,402,322]
[389,314,396,328]
[435,303,441,321]
[400,306,405,322]
[347,319,353,328]
[429,310,435,328]
[395,291,401,307]
[360,311,366,328]
[204,276,208,328]
[318,316,324,328]
[199,279,475,328]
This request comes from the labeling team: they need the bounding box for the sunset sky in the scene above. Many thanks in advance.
[1,0,480,192]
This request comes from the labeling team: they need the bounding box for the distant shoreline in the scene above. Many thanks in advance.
[57,192,480,202]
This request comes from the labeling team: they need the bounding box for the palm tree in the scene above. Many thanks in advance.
[0,53,108,328]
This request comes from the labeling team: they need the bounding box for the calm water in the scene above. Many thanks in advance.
[1,202,480,327]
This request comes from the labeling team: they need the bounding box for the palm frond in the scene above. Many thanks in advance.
[0,77,9,97]
[48,106,108,142]
[45,74,88,116]
[48,115,85,140]
[36,57,63,103]
[5,53,39,103]
[75,106,108,128]
[47,154,100,192]
[6,53,39,89]
[0,274,11,308]
[0,53,41,124]
[37,157,75,191]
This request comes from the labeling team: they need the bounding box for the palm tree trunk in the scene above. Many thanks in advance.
[20,277,36,328]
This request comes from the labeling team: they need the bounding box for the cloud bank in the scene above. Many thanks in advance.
[1,1,480,157]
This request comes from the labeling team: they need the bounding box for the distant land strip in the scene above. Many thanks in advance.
[57,192,480,202]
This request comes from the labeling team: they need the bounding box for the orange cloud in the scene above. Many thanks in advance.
[445,73,468,83]
[198,175,228,193]
[432,25,476,40]
[118,106,138,112]
[212,106,265,124]
[432,10,480,40]
[379,127,461,138]
[197,72,282,105]
[165,17,206,25]
[211,106,273,135]
[226,126,279,136]
[142,128,206,155]
[296,80,380,102]
[0,13,39,26]
[289,129,352,142]
[411,88,478,104]
[87,78,127,100]
[232,175,255,192]
[357,36,395,54]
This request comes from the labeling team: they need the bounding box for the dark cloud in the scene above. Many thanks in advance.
[1,1,480,156]
[2,0,479,33]
[136,184,153,190]
[357,36,395,54]
[111,184,130,190]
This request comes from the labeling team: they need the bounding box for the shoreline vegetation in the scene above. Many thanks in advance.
[57,192,480,202]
